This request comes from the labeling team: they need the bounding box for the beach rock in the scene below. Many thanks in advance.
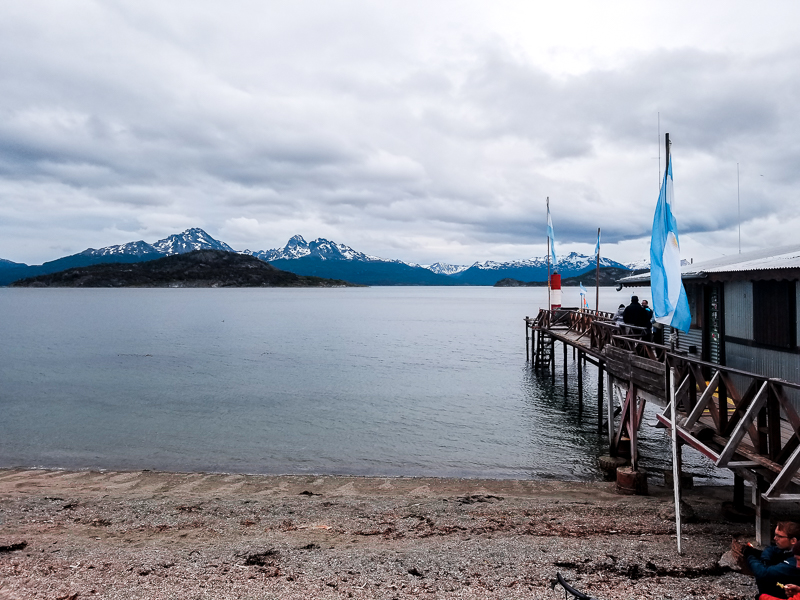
[719,549,741,571]
[657,500,696,522]
[0,540,27,552]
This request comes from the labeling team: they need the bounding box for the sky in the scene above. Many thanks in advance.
[2,1,799,267]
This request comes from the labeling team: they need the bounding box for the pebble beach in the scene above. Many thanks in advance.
[0,468,757,599]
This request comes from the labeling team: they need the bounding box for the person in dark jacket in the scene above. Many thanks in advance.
[641,299,654,326]
[746,522,800,599]
[642,299,655,341]
[622,295,652,340]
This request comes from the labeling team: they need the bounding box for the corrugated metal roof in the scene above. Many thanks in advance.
[619,243,800,285]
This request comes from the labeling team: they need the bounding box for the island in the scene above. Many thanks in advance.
[494,266,634,287]
[10,249,361,288]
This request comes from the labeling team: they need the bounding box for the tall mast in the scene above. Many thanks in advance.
[546,197,551,310]
[595,227,600,313]
[658,112,661,187]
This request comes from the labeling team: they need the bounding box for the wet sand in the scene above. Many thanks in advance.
[0,468,755,599]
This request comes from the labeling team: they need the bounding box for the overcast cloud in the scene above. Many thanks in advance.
[1,0,799,265]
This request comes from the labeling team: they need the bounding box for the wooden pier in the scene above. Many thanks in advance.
[526,308,800,543]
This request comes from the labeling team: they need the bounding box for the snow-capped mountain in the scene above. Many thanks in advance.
[451,252,631,285]
[79,229,233,258]
[624,258,692,271]
[625,258,651,271]
[425,262,469,276]
[241,235,457,286]
[79,240,162,257]
[245,235,384,263]
[466,252,628,272]
[152,228,234,255]
[0,258,27,268]
[0,228,235,286]
[1,228,642,287]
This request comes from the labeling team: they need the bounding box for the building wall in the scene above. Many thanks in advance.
[668,328,703,357]
[724,280,753,340]
[726,341,800,407]
[723,279,800,406]
[726,343,800,383]
[797,280,800,345]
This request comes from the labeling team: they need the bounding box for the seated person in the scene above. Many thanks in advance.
[745,522,800,599]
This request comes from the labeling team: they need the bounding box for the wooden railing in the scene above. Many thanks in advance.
[529,306,800,508]
[603,335,800,502]
[661,353,800,495]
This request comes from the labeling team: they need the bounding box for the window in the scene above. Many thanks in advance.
[685,284,703,329]
[753,280,797,349]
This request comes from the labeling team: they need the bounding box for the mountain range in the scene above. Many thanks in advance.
[0,228,637,286]
[12,249,358,288]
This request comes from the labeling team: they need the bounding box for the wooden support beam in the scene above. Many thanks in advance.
[577,350,583,406]
[525,318,530,362]
[684,371,721,428]
[734,473,745,509]
[655,413,721,462]
[723,377,759,437]
[607,373,615,454]
[718,375,728,434]
[614,385,634,453]
[755,475,772,546]
[764,441,800,498]
[597,363,604,434]
[563,341,568,393]
[761,495,800,503]
[630,385,640,471]
[674,374,691,412]
[716,381,769,468]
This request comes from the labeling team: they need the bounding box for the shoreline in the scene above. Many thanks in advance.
[0,468,754,599]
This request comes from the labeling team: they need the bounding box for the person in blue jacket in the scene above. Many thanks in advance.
[746,522,800,599]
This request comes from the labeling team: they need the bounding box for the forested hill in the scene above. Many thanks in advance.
[11,250,360,288]
[494,266,633,287]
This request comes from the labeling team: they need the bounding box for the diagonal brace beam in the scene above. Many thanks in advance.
[684,371,721,428]
[716,381,769,468]
[765,442,800,498]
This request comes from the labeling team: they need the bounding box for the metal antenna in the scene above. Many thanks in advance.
[737,163,741,254]
[658,112,661,187]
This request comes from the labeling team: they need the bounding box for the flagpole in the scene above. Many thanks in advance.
[664,132,671,344]
[546,197,551,310]
[595,227,600,313]
[670,367,683,554]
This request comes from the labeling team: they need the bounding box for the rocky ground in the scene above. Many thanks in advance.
[0,469,758,599]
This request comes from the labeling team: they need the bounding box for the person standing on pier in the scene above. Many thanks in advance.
[622,295,652,341]
[613,303,625,324]
[642,300,655,338]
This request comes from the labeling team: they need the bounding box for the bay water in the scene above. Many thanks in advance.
[0,286,725,482]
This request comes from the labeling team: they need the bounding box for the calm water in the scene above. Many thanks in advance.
[0,286,725,482]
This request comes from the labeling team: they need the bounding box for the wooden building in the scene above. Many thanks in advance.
[618,244,800,395]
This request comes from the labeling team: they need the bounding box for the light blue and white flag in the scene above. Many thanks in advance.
[546,201,557,266]
[579,282,589,308]
[650,155,691,331]
[595,229,601,259]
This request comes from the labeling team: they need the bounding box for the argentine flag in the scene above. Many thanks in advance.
[579,282,589,309]
[547,203,557,266]
[650,155,691,332]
